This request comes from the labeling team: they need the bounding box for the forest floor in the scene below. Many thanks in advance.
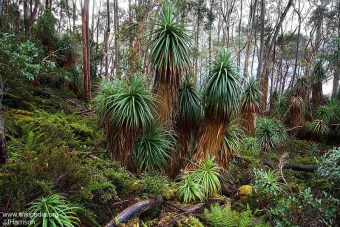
[0,78,338,226]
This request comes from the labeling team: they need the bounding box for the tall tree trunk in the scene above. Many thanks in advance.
[73,0,77,31]
[82,0,91,103]
[260,0,294,112]
[292,0,301,82]
[243,0,257,81]
[23,0,29,36]
[257,0,265,79]
[195,6,200,77]
[237,0,242,67]
[332,3,340,98]
[103,0,110,80]
[114,0,119,78]
[0,0,3,16]
[0,76,7,164]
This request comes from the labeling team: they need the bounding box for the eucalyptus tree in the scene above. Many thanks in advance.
[149,1,192,124]
[190,49,240,167]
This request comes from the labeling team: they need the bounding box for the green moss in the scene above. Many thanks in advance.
[291,155,316,165]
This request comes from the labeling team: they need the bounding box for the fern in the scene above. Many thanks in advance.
[204,203,237,227]
[204,203,264,227]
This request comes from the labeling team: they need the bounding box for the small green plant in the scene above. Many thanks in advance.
[177,175,204,203]
[191,156,221,197]
[309,143,319,156]
[241,137,260,155]
[27,194,86,227]
[256,118,288,151]
[253,168,281,197]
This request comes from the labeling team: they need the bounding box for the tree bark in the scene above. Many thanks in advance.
[114,0,119,78]
[103,0,110,80]
[243,0,257,81]
[82,0,91,103]
[332,3,340,99]
[260,0,294,112]
[256,0,265,80]
[104,199,164,227]
[0,76,7,164]
[292,0,301,83]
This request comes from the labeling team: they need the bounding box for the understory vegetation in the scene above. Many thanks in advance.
[0,0,339,226]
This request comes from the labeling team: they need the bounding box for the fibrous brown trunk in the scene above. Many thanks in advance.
[190,113,229,168]
[82,0,91,103]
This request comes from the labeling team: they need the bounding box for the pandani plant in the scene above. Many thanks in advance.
[284,77,308,133]
[241,76,262,135]
[94,75,156,167]
[27,194,95,227]
[169,74,202,177]
[132,122,175,172]
[221,119,245,163]
[190,49,240,167]
[311,61,326,109]
[149,1,191,124]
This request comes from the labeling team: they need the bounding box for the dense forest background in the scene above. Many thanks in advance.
[0,0,339,226]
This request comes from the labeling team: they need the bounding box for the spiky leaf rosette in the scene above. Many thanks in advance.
[272,95,289,120]
[241,77,262,135]
[221,120,245,165]
[316,100,340,124]
[94,75,156,166]
[177,175,205,203]
[132,122,174,172]
[27,194,84,227]
[256,118,288,151]
[192,156,222,197]
[169,75,202,177]
[311,61,326,108]
[150,1,191,124]
[307,119,331,137]
[191,49,240,166]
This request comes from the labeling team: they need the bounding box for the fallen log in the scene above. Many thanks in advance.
[260,160,317,173]
[104,199,164,227]
[159,203,205,226]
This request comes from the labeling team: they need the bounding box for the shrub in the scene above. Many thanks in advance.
[253,168,281,197]
[316,147,340,187]
[270,188,339,226]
